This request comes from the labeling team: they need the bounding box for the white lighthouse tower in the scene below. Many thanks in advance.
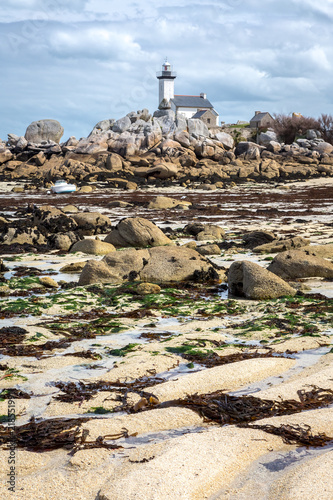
[156,58,177,106]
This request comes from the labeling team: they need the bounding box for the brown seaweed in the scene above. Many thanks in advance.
[181,350,285,368]
[0,338,71,358]
[246,423,332,447]
[0,416,136,453]
[54,374,167,404]
[0,326,28,345]
[154,386,333,426]
[0,416,91,450]
[0,388,32,400]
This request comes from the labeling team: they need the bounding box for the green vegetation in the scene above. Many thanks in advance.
[108,343,140,357]
[87,406,113,414]
[27,332,47,342]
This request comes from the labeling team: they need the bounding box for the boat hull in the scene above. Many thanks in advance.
[51,183,76,194]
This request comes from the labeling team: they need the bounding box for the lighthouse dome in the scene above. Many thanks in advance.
[163,59,171,71]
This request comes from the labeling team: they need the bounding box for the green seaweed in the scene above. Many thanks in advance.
[108,343,140,357]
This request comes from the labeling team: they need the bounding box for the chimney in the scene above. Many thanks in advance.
[200,93,207,99]
[255,111,261,115]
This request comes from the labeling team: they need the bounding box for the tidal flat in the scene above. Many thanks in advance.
[0,179,333,500]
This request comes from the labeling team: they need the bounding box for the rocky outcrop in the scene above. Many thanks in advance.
[195,224,225,241]
[197,244,221,256]
[72,212,112,236]
[235,142,262,161]
[33,206,78,233]
[253,236,311,254]
[298,243,333,258]
[228,260,296,300]
[242,231,276,249]
[25,119,64,144]
[79,246,216,285]
[2,106,333,188]
[0,226,47,246]
[267,250,333,279]
[258,130,278,146]
[135,162,178,179]
[147,196,191,210]
[104,217,172,248]
[214,132,234,150]
[48,231,80,251]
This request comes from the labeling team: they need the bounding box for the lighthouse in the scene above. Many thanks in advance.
[156,58,177,106]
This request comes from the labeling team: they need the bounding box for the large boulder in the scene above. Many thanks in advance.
[197,244,221,256]
[214,132,234,150]
[75,134,109,154]
[148,162,178,179]
[253,236,311,254]
[33,206,78,233]
[267,250,333,280]
[79,246,216,285]
[140,246,216,283]
[70,239,116,255]
[25,119,64,144]
[298,243,333,259]
[188,118,209,138]
[72,212,112,236]
[174,130,191,148]
[104,217,172,248]
[195,224,225,241]
[0,150,14,164]
[235,141,262,160]
[313,142,333,154]
[89,119,115,136]
[242,231,276,249]
[106,153,123,171]
[0,226,47,246]
[258,130,278,146]
[48,231,81,251]
[135,163,178,179]
[153,110,176,135]
[266,141,282,153]
[228,260,296,300]
[148,196,191,210]
[112,116,131,134]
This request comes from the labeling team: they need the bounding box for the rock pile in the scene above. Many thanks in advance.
[1,112,333,188]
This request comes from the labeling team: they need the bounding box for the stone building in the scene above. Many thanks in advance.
[249,111,274,129]
[191,109,219,129]
[156,59,219,126]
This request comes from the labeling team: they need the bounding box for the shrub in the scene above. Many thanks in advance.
[272,114,320,144]
[318,114,333,144]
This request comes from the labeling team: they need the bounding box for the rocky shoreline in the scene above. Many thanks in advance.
[1,111,333,193]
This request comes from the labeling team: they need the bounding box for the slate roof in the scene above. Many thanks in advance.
[250,112,273,122]
[171,95,214,108]
[191,110,207,119]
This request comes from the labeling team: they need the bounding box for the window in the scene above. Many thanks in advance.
[207,118,211,124]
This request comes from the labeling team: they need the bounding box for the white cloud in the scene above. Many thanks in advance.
[49,28,149,61]
[1,0,333,138]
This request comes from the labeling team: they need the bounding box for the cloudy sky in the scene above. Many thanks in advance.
[1,0,333,141]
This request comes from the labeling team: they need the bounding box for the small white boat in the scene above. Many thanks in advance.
[51,180,76,194]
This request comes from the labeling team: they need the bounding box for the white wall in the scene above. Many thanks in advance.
[159,79,175,105]
[174,107,198,119]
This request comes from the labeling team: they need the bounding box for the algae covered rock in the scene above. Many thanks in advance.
[104,217,172,249]
[79,246,216,286]
[70,239,116,255]
[267,250,333,280]
[228,260,296,299]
